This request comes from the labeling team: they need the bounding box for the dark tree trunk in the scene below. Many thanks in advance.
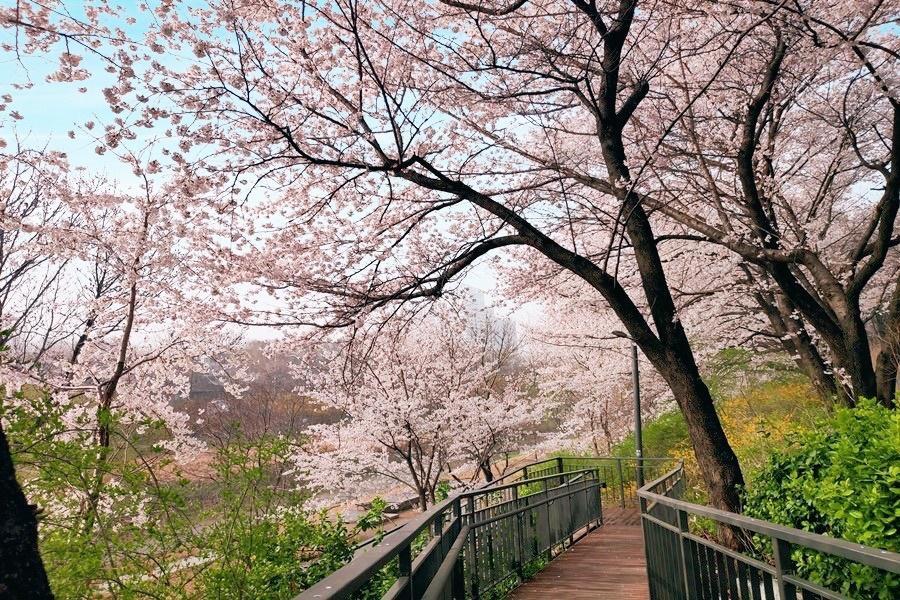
[402,0,748,527]
[653,347,746,549]
[773,294,839,407]
[615,190,745,520]
[479,462,494,483]
[840,312,878,404]
[875,278,900,408]
[875,350,897,408]
[0,425,53,599]
[656,348,744,513]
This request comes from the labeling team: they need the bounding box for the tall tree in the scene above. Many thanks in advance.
[296,304,545,509]
[116,0,747,518]
[633,3,899,406]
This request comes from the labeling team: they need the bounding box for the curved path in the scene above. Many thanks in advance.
[510,508,649,599]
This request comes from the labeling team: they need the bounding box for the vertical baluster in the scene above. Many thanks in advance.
[748,565,762,600]
[762,571,776,600]
[677,509,697,600]
[737,561,750,600]
[616,458,625,508]
[726,555,739,600]
[466,497,478,598]
[773,537,797,600]
[513,510,524,579]
[715,548,729,599]
[452,530,465,600]
[597,475,604,526]
[399,544,413,599]
[543,478,552,557]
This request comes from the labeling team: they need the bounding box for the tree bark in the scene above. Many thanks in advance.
[656,344,744,513]
[479,462,494,483]
[763,291,841,407]
[875,278,900,408]
[0,424,53,599]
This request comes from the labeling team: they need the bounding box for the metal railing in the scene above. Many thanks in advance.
[485,455,675,509]
[638,464,900,600]
[298,462,607,599]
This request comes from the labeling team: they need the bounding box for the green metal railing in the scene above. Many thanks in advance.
[638,464,900,600]
[298,456,900,599]
[486,455,674,508]
[298,460,610,599]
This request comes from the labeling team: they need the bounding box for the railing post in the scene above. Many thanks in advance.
[597,477,603,526]
[556,456,564,487]
[452,544,466,600]
[616,458,625,508]
[677,508,697,600]
[511,483,524,577]
[567,477,575,546]
[543,478,553,556]
[515,511,525,578]
[399,543,413,599]
[773,537,797,599]
[433,507,444,537]
[466,496,478,598]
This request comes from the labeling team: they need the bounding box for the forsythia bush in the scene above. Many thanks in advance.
[742,400,900,599]
[668,378,823,501]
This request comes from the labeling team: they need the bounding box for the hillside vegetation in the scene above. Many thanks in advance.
[614,373,827,494]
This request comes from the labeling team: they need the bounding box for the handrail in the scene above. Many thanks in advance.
[640,466,900,572]
[637,463,900,600]
[417,472,604,598]
[298,465,601,599]
[485,455,674,489]
[300,454,900,599]
[421,525,470,600]
[301,495,458,599]
[474,477,597,528]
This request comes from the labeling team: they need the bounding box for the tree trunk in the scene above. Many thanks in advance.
[651,345,746,548]
[615,190,746,522]
[875,351,897,408]
[774,294,839,407]
[479,462,494,483]
[659,351,744,511]
[841,312,878,404]
[0,424,53,599]
[875,279,900,408]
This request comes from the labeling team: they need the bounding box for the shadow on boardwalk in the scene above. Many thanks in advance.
[510,508,649,599]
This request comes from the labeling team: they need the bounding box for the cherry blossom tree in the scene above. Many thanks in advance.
[2,0,895,564]
[85,0,748,522]
[0,150,233,593]
[0,147,73,597]
[531,303,669,454]
[628,2,899,406]
[296,305,546,509]
[445,312,545,484]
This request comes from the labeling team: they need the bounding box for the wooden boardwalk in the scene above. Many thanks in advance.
[510,508,649,599]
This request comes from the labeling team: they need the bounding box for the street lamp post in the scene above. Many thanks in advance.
[613,331,644,489]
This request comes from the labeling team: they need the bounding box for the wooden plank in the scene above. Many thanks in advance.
[510,509,649,600]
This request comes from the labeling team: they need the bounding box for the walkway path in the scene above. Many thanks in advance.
[510,508,649,599]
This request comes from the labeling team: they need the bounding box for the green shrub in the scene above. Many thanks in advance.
[2,384,386,598]
[612,409,688,460]
[742,400,899,599]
